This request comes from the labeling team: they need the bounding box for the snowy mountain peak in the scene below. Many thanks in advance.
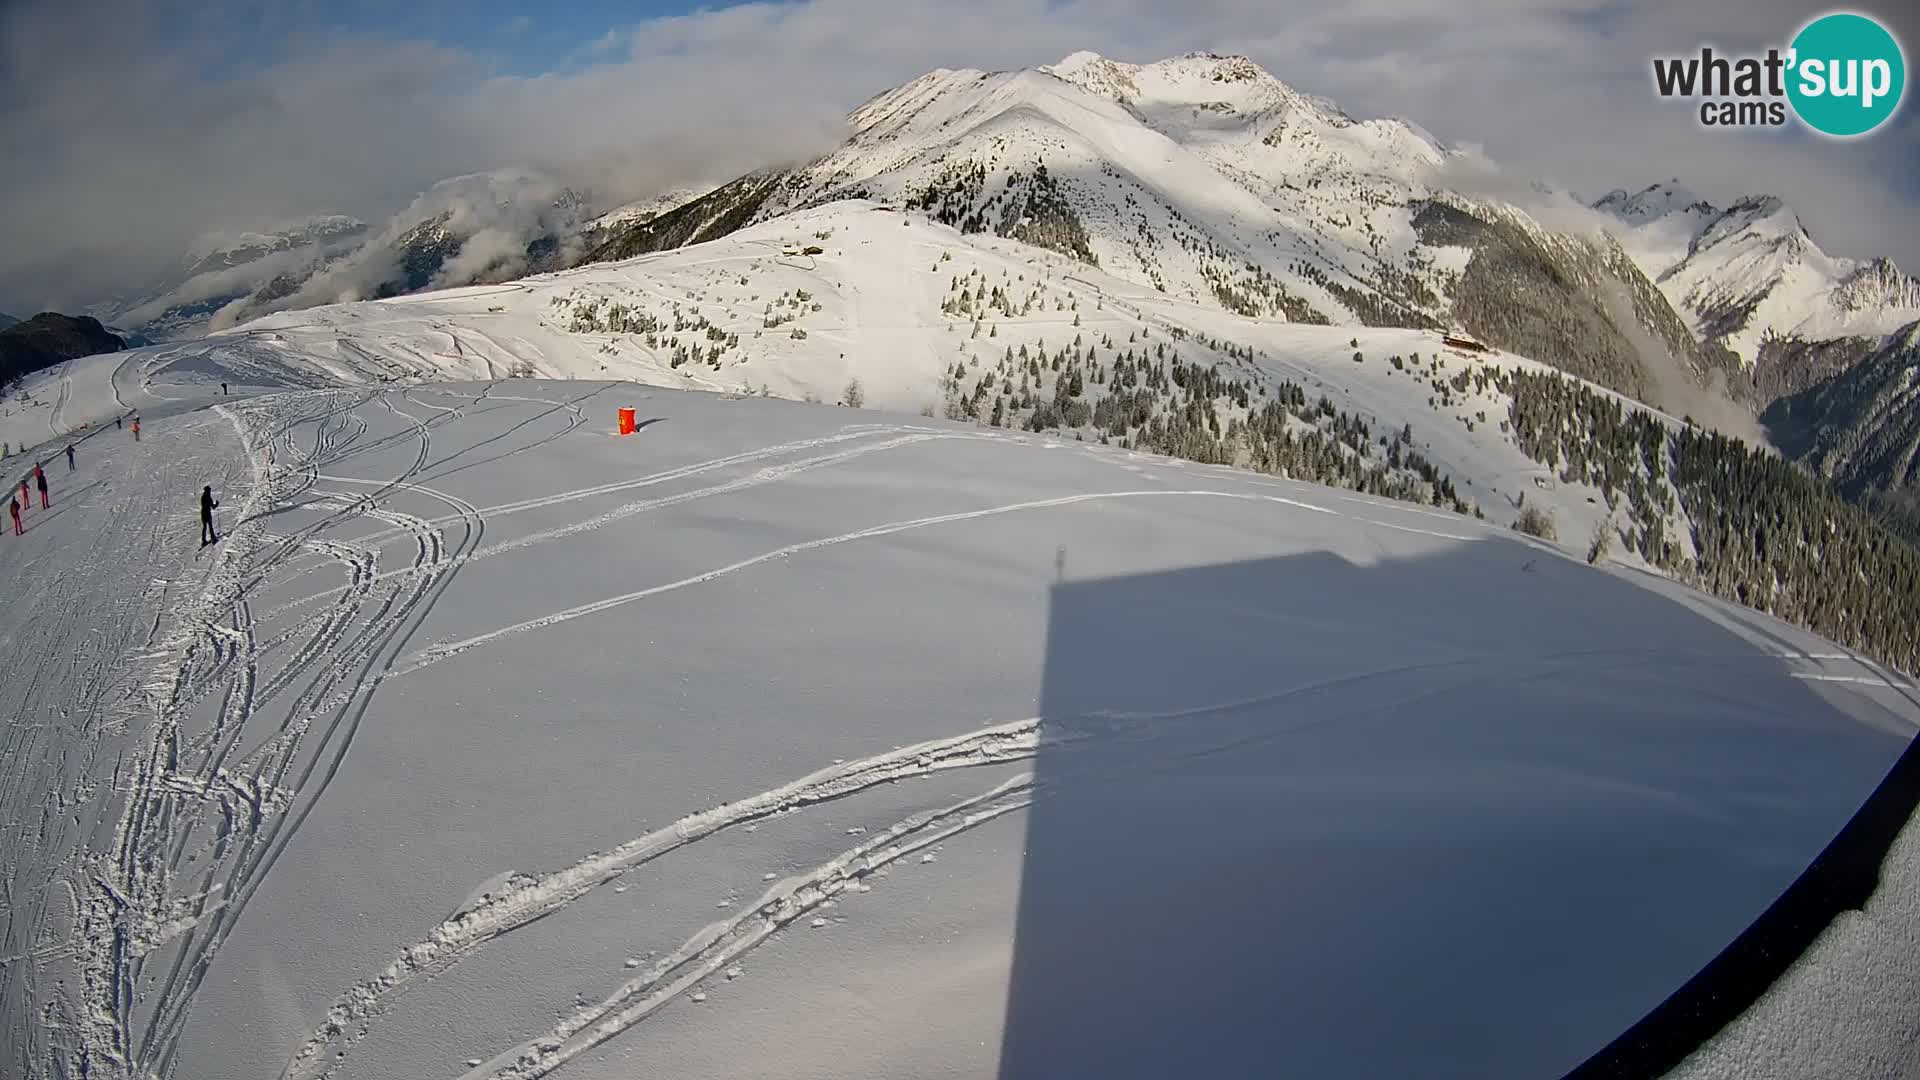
[1688,195,1818,273]
[586,187,716,233]
[1040,50,1142,103]
[1144,51,1274,86]
[1044,49,1296,113]
[590,50,1596,364]
[1046,50,1108,77]
[184,215,367,265]
[1593,180,1715,224]
[1032,49,1441,170]
[1598,181,1919,366]
[1716,194,1796,234]
[1833,258,1920,313]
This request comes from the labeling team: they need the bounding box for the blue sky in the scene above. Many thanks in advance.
[153,0,746,75]
[273,1,713,73]
[2,0,1916,313]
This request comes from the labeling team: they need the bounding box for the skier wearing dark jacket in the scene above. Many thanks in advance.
[200,485,219,545]
[65,444,75,471]
[35,466,48,509]
[8,496,19,535]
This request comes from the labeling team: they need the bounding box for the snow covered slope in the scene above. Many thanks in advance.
[194,200,1709,555]
[584,187,715,236]
[1,349,1915,1080]
[589,53,1741,410]
[0,333,338,461]
[598,51,1454,326]
[1597,181,1920,370]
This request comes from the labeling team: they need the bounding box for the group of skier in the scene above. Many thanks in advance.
[7,411,218,544]
[9,461,51,536]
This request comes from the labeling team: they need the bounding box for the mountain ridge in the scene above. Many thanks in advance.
[1762,319,1920,536]
[65,50,1920,447]
[0,312,125,390]
[587,51,1741,411]
[1593,179,1920,373]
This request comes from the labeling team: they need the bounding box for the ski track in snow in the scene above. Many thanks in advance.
[7,380,1911,1080]
[0,399,270,1077]
[279,718,1045,1080]
[8,383,1008,1080]
[387,486,1447,679]
[48,370,72,439]
[290,631,1908,1080]
[7,383,500,1079]
[468,777,1036,1080]
[253,424,956,619]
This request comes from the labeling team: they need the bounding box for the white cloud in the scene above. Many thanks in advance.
[2,0,1915,315]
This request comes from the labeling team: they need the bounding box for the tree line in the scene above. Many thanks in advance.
[1503,366,1920,676]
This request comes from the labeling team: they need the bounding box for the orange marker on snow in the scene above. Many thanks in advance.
[617,407,636,436]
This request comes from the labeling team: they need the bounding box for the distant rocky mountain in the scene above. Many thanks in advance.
[107,215,371,339]
[0,313,125,387]
[274,172,597,313]
[179,215,369,280]
[0,313,17,330]
[1596,180,1920,396]
[1594,185,1920,514]
[98,175,646,339]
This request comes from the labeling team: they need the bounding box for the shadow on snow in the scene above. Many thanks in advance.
[998,537,1915,1080]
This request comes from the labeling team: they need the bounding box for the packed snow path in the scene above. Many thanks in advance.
[0,403,256,1077]
[2,376,1916,1080]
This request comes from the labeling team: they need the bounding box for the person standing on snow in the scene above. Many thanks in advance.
[65,444,75,471]
[17,477,27,508]
[221,382,228,395]
[9,495,20,535]
[116,415,122,431]
[200,485,219,545]
[131,418,140,441]
[35,465,49,509]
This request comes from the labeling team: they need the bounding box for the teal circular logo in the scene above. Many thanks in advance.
[1787,12,1906,136]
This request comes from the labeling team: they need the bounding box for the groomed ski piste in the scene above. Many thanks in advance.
[6,226,1920,1079]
